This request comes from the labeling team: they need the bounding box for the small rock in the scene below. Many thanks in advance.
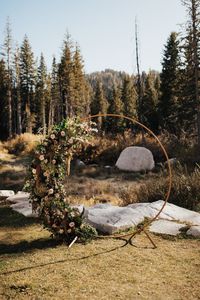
[76,159,85,167]
[164,158,179,167]
[186,225,200,237]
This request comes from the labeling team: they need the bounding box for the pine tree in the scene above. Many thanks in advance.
[181,0,200,139]
[20,35,35,133]
[35,53,48,134]
[141,71,159,132]
[157,32,181,133]
[107,84,124,133]
[48,56,60,131]
[3,18,13,138]
[0,59,8,140]
[13,45,22,135]
[91,80,108,131]
[73,44,90,116]
[58,33,75,118]
[121,75,137,128]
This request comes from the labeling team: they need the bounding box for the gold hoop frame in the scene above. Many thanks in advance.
[81,114,172,246]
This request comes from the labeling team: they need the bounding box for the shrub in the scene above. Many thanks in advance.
[4,133,42,155]
[136,165,200,211]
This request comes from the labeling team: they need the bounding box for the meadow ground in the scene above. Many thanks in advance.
[0,208,200,300]
[0,145,199,299]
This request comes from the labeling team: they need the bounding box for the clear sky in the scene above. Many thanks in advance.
[0,0,187,74]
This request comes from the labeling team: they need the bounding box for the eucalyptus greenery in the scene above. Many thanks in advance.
[24,118,98,243]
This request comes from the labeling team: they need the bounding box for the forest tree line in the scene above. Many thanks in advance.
[0,0,199,141]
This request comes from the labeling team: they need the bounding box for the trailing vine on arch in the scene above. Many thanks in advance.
[24,118,98,243]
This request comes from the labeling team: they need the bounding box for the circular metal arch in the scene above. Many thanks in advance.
[81,113,172,238]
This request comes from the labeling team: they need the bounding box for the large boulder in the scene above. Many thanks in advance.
[116,146,155,172]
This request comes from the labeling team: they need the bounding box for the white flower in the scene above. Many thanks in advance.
[39,155,45,161]
[69,222,75,228]
[60,131,65,137]
[52,159,56,164]
[67,229,72,233]
[44,171,49,177]
[50,133,56,139]
[32,168,36,174]
[48,188,54,195]
[68,138,73,144]
[92,128,98,133]
[44,159,48,164]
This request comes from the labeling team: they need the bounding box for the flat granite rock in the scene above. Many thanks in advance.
[7,192,30,203]
[84,203,145,234]
[149,219,187,236]
[9,197,200,236]
[149,201,200,225]
[84,200,200,234]
[8,192,37,217]
[0,190,15,199]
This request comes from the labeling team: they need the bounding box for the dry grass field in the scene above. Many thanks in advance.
[0,210,200,300]
[0,136,200,299]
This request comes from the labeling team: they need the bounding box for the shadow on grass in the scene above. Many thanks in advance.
[0,169,26,191]
[0,235,156,275]
[0,237,61,256]
[0,238,128,275]
[0,206,37,228]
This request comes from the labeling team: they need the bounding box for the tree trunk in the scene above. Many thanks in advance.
[7,85,12,139]
[26,93,32,133]
[48,98,54,134]
[17,88,22,134]
[42,97,46,135]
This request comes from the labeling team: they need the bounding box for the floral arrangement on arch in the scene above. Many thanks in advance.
[24,118,98,243]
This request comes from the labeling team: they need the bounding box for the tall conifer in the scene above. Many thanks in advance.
[20,35,35,133]
[158,32,181,133]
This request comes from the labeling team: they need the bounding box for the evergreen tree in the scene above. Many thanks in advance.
[181,0,200,138]
[121,75,137,128]
[157,32,181,133]
[58,33,75,118]
[73,44,90,116]
[141,71,159,132]
[13,45,22,135]
[91,80,108,131]
[107,84,124,133]
[0,59,8,140]
[49,56,60,130]
[35,53,48,134]
[19,35,35,133]
[2,18,13,138]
